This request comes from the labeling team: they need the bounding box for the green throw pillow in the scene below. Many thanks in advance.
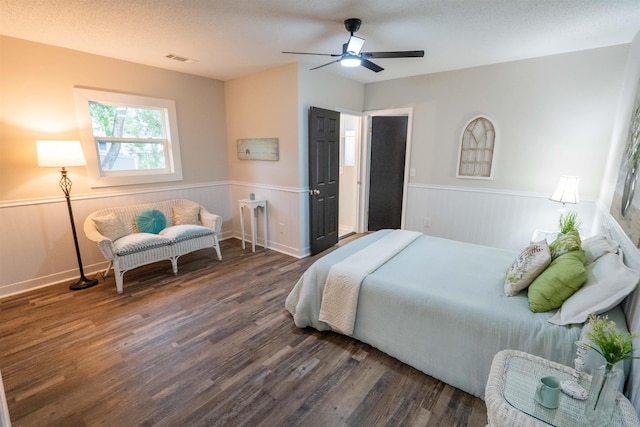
[549,230,581,259]
[135,208,167,234]
[528,249,587,313]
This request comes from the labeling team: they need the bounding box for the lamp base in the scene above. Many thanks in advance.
[69,276,99,291]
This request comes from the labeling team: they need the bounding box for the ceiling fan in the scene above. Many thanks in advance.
[282,18,424,73]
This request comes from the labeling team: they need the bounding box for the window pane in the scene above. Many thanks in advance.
[97,140,166,171]
[75,87,183,187]
[89,102,165,139]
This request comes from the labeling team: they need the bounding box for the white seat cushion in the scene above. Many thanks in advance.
[160,225,214,243]
[114,233,172,255]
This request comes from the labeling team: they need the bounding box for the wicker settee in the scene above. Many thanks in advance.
[84,199,222,293]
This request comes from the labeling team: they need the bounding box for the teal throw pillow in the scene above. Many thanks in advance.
[135,208,167,234]
[549,230,581,259]
[528,249,587,313]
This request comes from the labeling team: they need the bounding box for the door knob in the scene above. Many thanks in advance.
[314,189,320,195]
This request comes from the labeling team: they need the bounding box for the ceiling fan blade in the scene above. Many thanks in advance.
[310,59,341,71]
[360,58,384,73]
[282,51,341,57]
[362,50,425,59]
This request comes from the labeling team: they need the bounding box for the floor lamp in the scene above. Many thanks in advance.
[36,140,99,290]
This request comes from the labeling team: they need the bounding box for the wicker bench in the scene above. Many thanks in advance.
[84,199,222,293]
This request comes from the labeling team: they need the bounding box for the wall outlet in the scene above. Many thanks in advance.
[279,222,286,234]
[423,217,431,228]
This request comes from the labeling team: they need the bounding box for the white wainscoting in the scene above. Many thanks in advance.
[1,181,600,298]
[404,184,596,252]
[0,182,231,298]
[229,182,309,258]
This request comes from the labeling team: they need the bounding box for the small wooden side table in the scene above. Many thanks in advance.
[485,350,639,427]
[238,199,267,252]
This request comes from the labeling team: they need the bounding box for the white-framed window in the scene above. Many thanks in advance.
[74,87,183,187]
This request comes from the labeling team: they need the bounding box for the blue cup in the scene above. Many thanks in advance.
[535,376,560,408]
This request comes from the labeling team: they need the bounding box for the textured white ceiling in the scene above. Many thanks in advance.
[2,0,640,84]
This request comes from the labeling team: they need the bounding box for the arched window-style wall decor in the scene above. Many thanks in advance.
[457,115,497,180]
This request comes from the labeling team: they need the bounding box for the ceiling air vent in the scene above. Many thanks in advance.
[165,54,197,64]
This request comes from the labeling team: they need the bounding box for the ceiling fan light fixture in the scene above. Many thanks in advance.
[283,17,423,73]
[341,55,361,67]
[346,35,365,55]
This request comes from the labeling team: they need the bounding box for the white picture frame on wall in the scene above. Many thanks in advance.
[456,115,497,180]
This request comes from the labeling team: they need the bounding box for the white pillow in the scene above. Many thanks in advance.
[504,240,551,296]
[92,212,127,241]
[548,253,639,325]
[581,234,619,265]
[172,205,201,225]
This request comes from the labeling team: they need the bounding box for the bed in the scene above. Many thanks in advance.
[285,229,630,400]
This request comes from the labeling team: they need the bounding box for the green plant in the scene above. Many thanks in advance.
[558,211,581,234]
[584,314,637,366]
[582,314,638,410]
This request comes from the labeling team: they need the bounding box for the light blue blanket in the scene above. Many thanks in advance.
[285,230,628,399]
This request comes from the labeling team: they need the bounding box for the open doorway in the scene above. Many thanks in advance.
[368,115,408,230]
[337,108,412,237]
[338,113,361,238]
[362,108,413,232]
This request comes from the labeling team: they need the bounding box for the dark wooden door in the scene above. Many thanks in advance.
[368,116,408,231]
[308,107,340,255]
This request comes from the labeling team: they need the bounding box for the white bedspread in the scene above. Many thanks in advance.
[318,230,421,335]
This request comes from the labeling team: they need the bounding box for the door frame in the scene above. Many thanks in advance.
[360,107,414,232]
[336,109,364,237]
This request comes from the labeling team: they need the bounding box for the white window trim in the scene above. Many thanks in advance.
[73,87,183,188]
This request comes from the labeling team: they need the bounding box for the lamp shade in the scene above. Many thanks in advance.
[36,140,86,167]
[550,175,579,205]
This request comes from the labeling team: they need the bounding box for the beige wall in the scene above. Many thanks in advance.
[0,36,230,296]
[223,64,366,189]
[0,35,228,202]
[224,64,365,255]
[364,45,629,200]
[224,63,299,188]
[0,33,634,294]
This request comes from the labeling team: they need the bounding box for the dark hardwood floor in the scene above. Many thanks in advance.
[0,237,487,426]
